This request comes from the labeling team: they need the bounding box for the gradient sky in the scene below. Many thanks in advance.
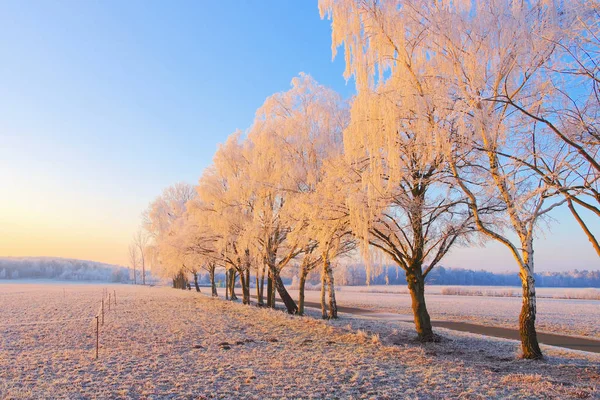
[0,1,598,272]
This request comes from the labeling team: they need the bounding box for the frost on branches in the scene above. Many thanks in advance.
[129,0,599,362]
[319,0,598,357]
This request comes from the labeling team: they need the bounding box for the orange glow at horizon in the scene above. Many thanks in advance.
[0,177,141,266]
[0,228,129,266]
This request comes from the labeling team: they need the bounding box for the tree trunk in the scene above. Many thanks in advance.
[232,271,238,300]
[255,272,261,306]
[256,266,264,306]
[239,268,250,305]
[272,269,298,314]
[298,270,308,316]
[519,266,543,359]
[320,266,327,319]
[245,268,251,304]
[266,270,274,308]
[406,268,435,342]
[142,263,146,285]
[229,270,238,301]
[270,274,276,307]
[210,267,218,297]
[225,269,230,300]
[193,272,201,292]
[325,260,338,319]
[239,268,245,302]
[259,266,265,303]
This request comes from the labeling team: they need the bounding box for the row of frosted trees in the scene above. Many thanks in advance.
[143,74,354,320]
[140,0,599,360]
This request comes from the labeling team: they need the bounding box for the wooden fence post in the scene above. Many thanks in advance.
[101,299,104,326]
[95,315,99,359]
[108,293,111,311]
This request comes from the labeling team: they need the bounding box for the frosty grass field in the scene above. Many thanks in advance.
[1,282,598,399]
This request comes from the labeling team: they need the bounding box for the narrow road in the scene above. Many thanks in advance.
[253,295,600,354]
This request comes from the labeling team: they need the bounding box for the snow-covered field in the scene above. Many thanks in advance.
[334,285,600,299]
[299,286,600,339]
[1,283,599,399]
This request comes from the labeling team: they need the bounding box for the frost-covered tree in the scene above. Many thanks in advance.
[418,0,575,359]
[319,0,598,358]
[133,228,150,285]
[143,182,198,286]
[185,200,222,297]
[481,1,600,257]
[128,242,139,284]
[298,155,356,318]
[198,133,258,305]
[320,0,473,340]
[245,110,304,314]
[249,73,353,318]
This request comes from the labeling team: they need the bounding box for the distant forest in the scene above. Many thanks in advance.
[1,257,598,288]
[333,265,600,288]
[0,257,131,283]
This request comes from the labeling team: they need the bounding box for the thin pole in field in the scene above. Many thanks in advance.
[113,290,116,306]
[108,293,111,311]
[101,299,104,326]
[95,316,99,359]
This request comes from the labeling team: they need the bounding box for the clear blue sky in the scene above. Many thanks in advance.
[0,0,597,271]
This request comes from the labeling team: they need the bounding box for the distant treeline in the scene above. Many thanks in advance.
[2,257,597,288]
[0,257,132,283]
[335,265,600,288]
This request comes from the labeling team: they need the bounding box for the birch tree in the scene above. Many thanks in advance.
[198,133,257,305]
[296,155,356,318]
[133,228,150,285]
[319,0,593,358]
[424,0,570,358]
[244,129,302,313]
[250,73,354,318]
[483,1,600,256]
[320,0,472,340]
[186,200,222,297]
[127,242,139,284]
[243,74,355,316]
[143,182,197,285]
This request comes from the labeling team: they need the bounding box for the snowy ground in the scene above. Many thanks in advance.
[335,285,600,299]
[1,283,598,399]
[298,286,600,339]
